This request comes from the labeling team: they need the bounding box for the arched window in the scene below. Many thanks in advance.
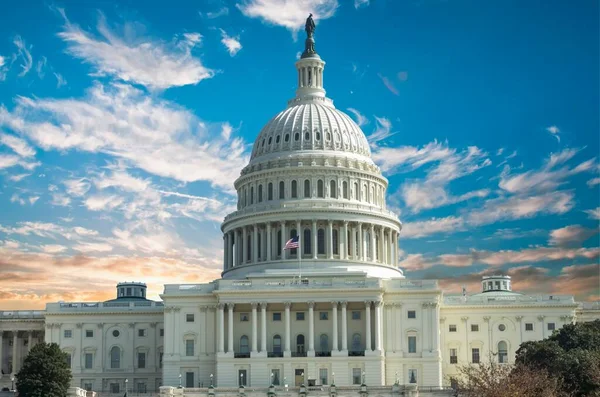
[304,179,311,198]
[277,230,282,254]
[240,336,249,354]
[317,229,325,254]
[247,235,252,262]
[250,186,254,205]
[351,333,361,352]
[273,335,282,353]
[290,229,297,256]
[343,181,348,199]
[330,180,337,198]
[362,184,367,201]
[317,180,324,198]
[304,229,311,255]
[366,232,371,259]
[333,229,338,255]
[291,180,298,198]
[296,334,305,353]
[354,182,359,200]
[370,186,374,203]
[258,185,263,202]
[319,334,329,352]
[268,183,273,200]
[279,181,285,199]
[110,346,120,369]
[498,341,508,363]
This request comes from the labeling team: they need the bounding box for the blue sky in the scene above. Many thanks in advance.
[0,0,598,308]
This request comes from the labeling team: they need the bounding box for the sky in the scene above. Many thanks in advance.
[0,0,598,310]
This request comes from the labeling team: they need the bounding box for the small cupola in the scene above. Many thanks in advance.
[481,275,512,293]
[116,281,147,299]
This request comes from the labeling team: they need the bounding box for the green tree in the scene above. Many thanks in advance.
[515,319,600,397]
[15,342,72,397]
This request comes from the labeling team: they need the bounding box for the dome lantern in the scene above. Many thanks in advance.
[294,14,327,103]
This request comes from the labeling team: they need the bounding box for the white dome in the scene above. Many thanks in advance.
[249,102,372,164]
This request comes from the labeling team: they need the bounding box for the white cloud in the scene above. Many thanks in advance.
[51,193,71,207]
[36,56,47,79]
[84,195,124,211]
[13,35,33,77]
[0,55,9,81]
[401,216,464,239]
[54,73,67,88]
[546,125,560,142]
[346,108,368,127]
[0,83,248,192]
[201,7,230,19]
[73,226,99,237]
[56,11,215,89]
[236,0,338,36]
[0,133,35,157]
[41,244,67,254]
[367,116,396,144]
[549,225,598,247]
[401,183,489,213]
[587,177,600,187]
[219,29,242,56]
[72,242,114,253]
[585,207,600,220]
[94,170,149,192]
[64,178,91,197]
[377,73,398,95]
[354,0,370,8]
[8,173,31,182]
[0,154,39,171]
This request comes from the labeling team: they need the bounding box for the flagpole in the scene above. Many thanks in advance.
[299,236,302,280]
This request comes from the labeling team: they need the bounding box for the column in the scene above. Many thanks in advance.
[387,230,392,265]
[223,234,228,269]
[228,231,234,268]
[218,304,225,353]
[341,222,348,260]
[395,231,400,266]
[374,302,382,351]
[327,221,333,259]
[284,302,291,354]
[379,227,385,263]
[332,302,338,352]
[370,224,376,263]
[266,223,272,261]
[312,220,318,259]
[358,223,363,261]
[422,303,429,352]
[251,303,258,353]
[253,225,259,263]
[242,227,247,264]
[365,302,372,351]
[12,332,18,374]
[261,303,267,353]
[227,304,235,354]
[341,302,348,352]
[351,224,357,260]
[308,302,315,353]
[280,222,286,260]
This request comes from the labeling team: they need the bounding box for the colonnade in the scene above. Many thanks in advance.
[223,221,399,270]
[216,301,384,357]
[0,330,38,376]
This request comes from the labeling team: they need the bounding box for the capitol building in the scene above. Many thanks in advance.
[0,16,598,396]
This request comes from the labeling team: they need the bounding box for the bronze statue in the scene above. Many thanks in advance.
[305,13,315,38]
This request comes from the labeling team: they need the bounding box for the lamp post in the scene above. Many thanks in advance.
[179,373,182,388]
[240,372,244,387]
[270,373,274,387]
[210,373,214,387]
[10,376,14,391]
[125,378,128,396]
[332,372,335,385]
[362,371,366,385]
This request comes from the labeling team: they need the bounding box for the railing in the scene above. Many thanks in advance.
[234,353,250,358]
[0,310,45,319]
[291,352,307,357]
[315,351,331,357]
[348,350,365,357]
[267,351,283,358]
[47,301,165,312]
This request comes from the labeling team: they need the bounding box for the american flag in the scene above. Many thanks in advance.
[284,235,299,250]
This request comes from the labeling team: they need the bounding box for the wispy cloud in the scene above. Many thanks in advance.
[200,7,230,19]
[549,225,598,247]
[36,56,47,79]
[0,133,36,157]
[546,125,560,142]
[13,35,33,77]
[377,73,399,95]
[354,0,370,9]
[346,108,368,127]
[366,116,396,144]
[54,72,67,88]
[219,29,242,56]
[585,207,600,220]
[56,10,215,89]
[402,216,464,239]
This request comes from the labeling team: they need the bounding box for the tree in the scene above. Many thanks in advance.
[16,342,72,397]
[515,320,600,397]
[452,360,567,397]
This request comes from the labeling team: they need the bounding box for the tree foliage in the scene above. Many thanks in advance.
[16,342,72,397]
[515,319,600,397]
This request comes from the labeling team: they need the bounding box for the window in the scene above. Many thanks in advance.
[296,334,305,353]
[138,329,146,337]
[525,323,534,331]
[160,329,164,337]
[332,229,338,255]
[352,311,361,320]
[354,182,359,200]
[239,313,249,322]
[137,352,146,368]
[185,340,194,356]
[296,312,305,321]
[317,180,324,197]
[330,180,337,198]
[317,228,325,254]
[319,334,329,352]
[279,181,285,199]
[127,287,132,295]
[408,336,417,353]
[268,183,273,200]
[352,368,362,385]
[84,383,93,391]
[498,324,506,332]
[450,348,458,364]
[110,383,120,393]
[471,324,479,332]
[85,330,94,338]
[159,352,163,368]
[64,330,72,338]
[303,229,311,255]
[305,132,310,140]
[239,370,247,386]
[65,353,72,368]
[250,186,254,204]
[408,369,417,384]
[291,180,298,198]
[408,310,416,319]
[351,333,361,351]
[137,383,147,393]
[240,336,249,354]
[273,312,282,321]
[319,368,328,385]
[319,312,329,320]
[276,135,280,144]
[271,369,281,385]
[85,353,93,369]
[548,323,556,331]
[498,341,508,363]
[110,346,120,369]
[472,348,480,364]
[185,313,195,322]
[258,184,263,202]
[186,372,195,388]
[294,132,300,141]
[343,181,348,199]
[449,325,457,332]
[304,179,311,198]
[273,335,282,353]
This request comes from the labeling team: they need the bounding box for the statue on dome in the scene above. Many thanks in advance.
[302,14,317,58]
[305,13,316,38]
